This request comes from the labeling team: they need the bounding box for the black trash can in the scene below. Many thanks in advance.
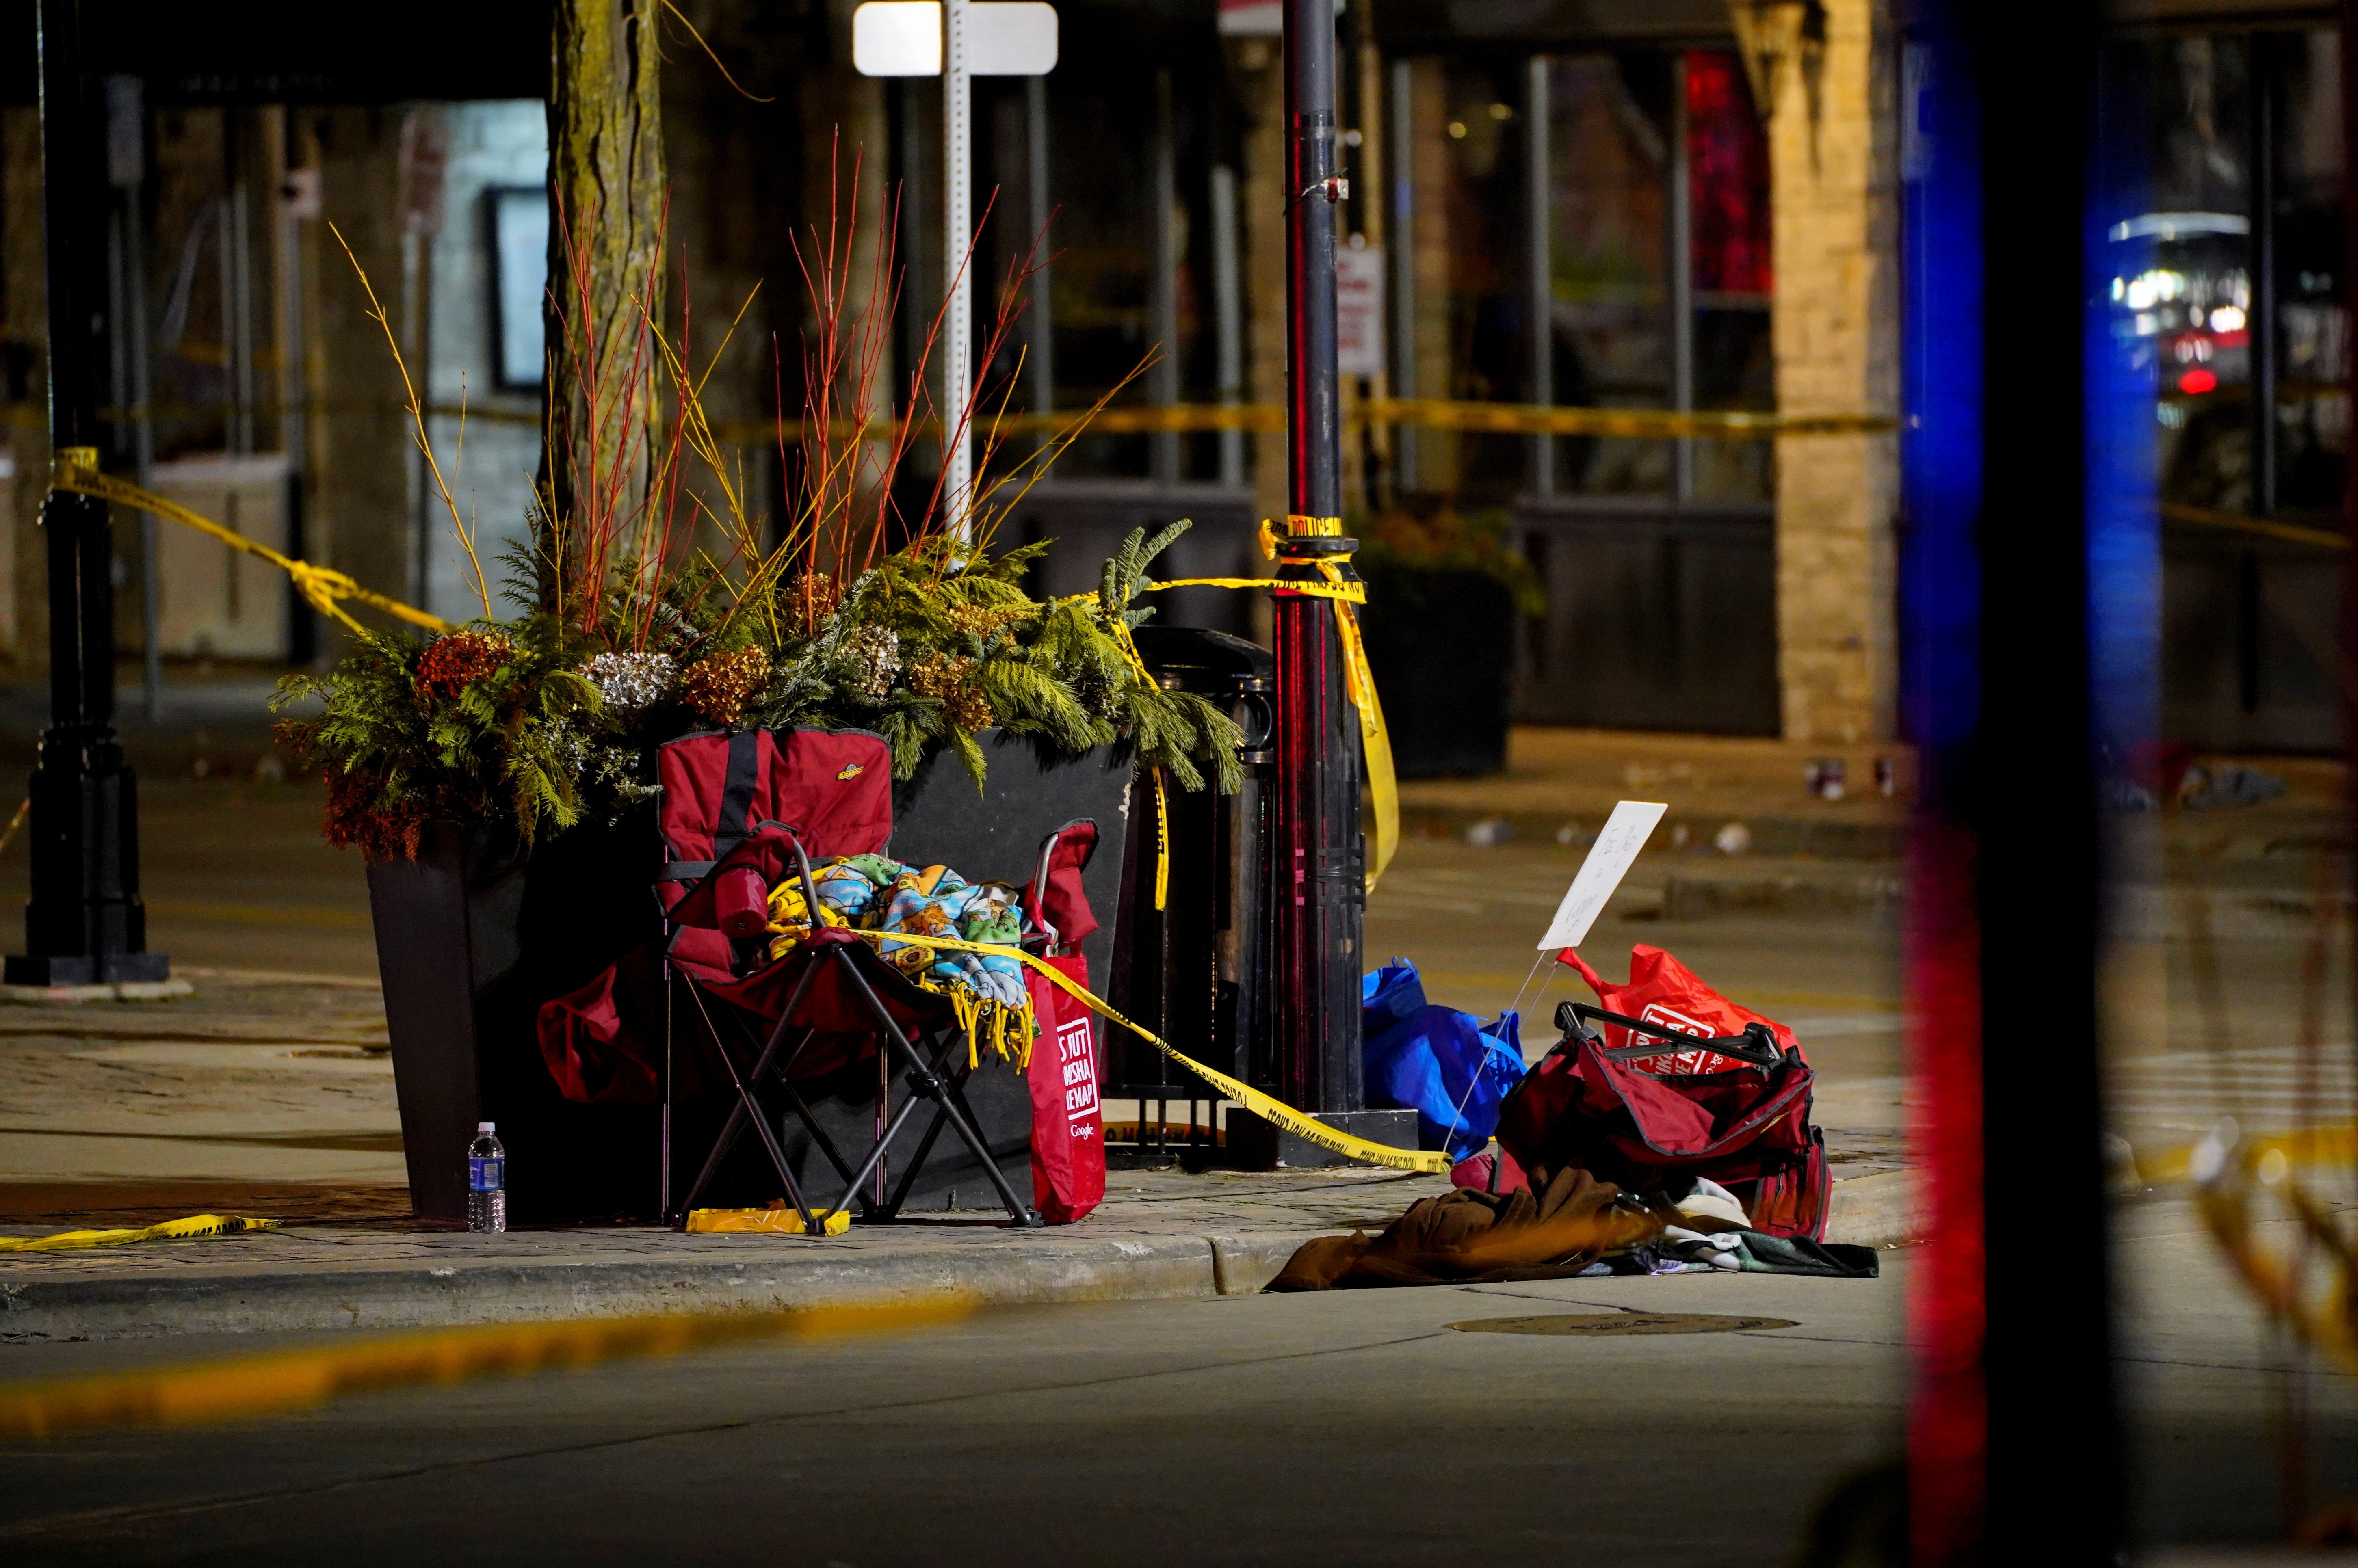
[1106,626,1273,1162]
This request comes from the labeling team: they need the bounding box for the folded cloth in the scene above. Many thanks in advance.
[1268,1165,1663,1291]
[1663,1226,1745,1270]
[1734,1230,1881,1278]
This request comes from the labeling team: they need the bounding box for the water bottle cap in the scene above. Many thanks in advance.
[476,1121,495,1133]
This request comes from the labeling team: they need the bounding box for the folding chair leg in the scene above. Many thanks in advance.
[834,951,1042,1227]
[670,953,827,1222]
[676,984,819,1233]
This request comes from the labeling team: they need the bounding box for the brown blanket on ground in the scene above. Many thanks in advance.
[1267,1165,1665,1291]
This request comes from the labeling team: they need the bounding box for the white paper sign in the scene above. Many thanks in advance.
[1535,800,1667,951]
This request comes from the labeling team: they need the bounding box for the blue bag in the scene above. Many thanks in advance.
[1361,958,1528,1159]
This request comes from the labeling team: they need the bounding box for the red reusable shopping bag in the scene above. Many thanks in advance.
[1025,954,1105,1224]
[1556,944,1806,1076]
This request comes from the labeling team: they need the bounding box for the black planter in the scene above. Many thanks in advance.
[367,733,1132,1223]
[366,811,663,1223]
[1356,564,1516,779]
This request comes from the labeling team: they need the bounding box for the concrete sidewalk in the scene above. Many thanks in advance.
[0,960,1913,1344]
[0,1164,1920,1343]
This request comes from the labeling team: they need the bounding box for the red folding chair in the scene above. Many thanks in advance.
[539,729,1111,1233]
[663,820,1045,1231]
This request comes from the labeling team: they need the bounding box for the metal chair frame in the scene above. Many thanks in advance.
[662,824,1042,1234]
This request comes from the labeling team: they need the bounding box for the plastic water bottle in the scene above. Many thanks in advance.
[468,1122,506,1233]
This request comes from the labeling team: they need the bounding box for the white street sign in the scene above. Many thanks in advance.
[969,3,1058,73]
[852,2,941,75]
[1535,800,1668,952]
[852,2,1058,76]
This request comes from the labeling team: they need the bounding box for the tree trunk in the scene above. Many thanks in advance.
[541,0,665,611]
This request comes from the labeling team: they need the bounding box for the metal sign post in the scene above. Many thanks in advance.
[853,0,1057,536]
[7,0,168,989]
[942,0,972,523]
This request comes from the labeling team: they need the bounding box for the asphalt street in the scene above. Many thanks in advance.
[2,1198,2350,1566]
[9,1257,1912,1566]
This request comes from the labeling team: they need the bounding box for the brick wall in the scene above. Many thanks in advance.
[1769,0,1901,742]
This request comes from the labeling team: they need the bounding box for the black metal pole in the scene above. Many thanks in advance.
[1976,0,2118,1556]
[6,0,166,988]
[1271,0,1361,1116]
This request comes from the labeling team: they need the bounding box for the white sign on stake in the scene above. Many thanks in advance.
[1535,800,1668,952]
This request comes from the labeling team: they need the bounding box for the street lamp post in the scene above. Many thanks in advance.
[6,0,167,988]
[1269,0,1364,1122]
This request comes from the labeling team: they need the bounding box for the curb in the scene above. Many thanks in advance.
[1399,806,1904,862]
[0,979,195,1006]
[1,1174,1923,1343]
[0,1232,1306,1343]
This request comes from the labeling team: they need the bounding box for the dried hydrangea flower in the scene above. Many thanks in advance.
[679,645,771,727]
[908,651,992,729]
[577,651,676,718]
[790,570,843,636]
[842,624,900,698]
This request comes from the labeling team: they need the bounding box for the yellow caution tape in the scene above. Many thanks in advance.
[15,394,1906,442]
[1146,517,1397,894]
[0,1299,973,1440]
[685,1206,854,1236]
[808,923,1450,1173]
[1366,398,1895,440]
[2161,500,2347,551]
[48,451,453,638]
[0,1213,280,1254]
[985,400,1892,440]
[357,399,1888,446]
[1152,767,1169,911]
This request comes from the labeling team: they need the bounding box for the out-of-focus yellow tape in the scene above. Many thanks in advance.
[2140,1120,2357,1185]
[583,400,1895,446]
[2161,500,2347,551]
[0,1300,974,1440]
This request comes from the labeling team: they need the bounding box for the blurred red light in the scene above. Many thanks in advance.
[2178,369,2217,394]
